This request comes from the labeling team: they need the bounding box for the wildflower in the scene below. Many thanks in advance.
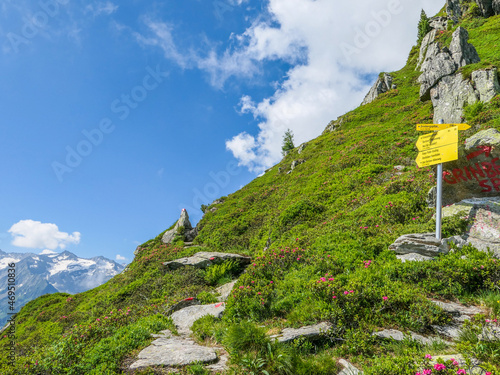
[423,370,432,375]
[332,296,337,299]
[456,370,466,375]
[425,354,432,360]
[344,291,349,295]
[382,296,388,301]
[434,363,446,370]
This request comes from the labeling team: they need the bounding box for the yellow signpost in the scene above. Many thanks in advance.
[416,123,470,131]
[416,120,467,241]
[415,126,458,167]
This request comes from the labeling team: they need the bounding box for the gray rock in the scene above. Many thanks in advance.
[373,329,433,345]
[205,351,229,372]
[430,300,484,317]
[431,74,478,123]
[298,143,306,154]
[291,159,306,170]
[396,253,435,262]
[441,197,500,256]
[324,115,347,134]
[447,0,463,23]
[165,298,200,316]
[389,233,450,257]
[130,330,218,369]
[362,73,393,105]
[417,30,437,71]
[432,324,463,340]
[418,44,457,101]
[215,280,238,302]
[185,228,198,242]
[437,129,500,206]
[163,251,251,270]
[449,27,480,68]
[171,303,226,334]
[338,359,363,375]
[270,322,332,344]
[162,209,194,244]
[418,27,479,101]
[473,68,500,102]
[476,0,494,16]
[446,235,468,249]
[494,0,500,14]
[430,17,448,31]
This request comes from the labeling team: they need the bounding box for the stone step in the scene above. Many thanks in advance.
[163,251,251,270]
[171,303,226,335]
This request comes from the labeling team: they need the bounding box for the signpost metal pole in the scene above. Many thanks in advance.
[436,119,444,240]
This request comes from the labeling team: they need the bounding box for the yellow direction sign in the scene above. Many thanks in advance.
[415,127,458,167]
[416,126,458,151]
[417,123,470,131]
[416,144,458,167]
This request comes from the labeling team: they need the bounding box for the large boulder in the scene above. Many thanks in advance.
[438,129,500,206]
[447,0,463,23]
[389,233,450,258]
[449,27,480,68]
[162,209,195,244]
[418,27,480,101]
[163,251,251,270]
[476,0,494,16]
[416,30,437,71]
[442,197,500,256]
[472,68,500,102]
[362,73,394,105]
[430,74,478,124]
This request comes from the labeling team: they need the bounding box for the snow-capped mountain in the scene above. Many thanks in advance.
[0,249,125,326]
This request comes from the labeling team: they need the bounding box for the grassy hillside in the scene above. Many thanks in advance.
[2,6,500,375]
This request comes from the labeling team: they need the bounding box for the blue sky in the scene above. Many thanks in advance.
[0,0,443,263]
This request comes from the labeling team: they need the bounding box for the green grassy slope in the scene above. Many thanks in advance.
[2,7,500,375]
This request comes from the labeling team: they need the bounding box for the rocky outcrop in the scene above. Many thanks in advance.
[450,27,480,68]
[171,303,226,335]
[323,116,347,133]
[431,74,478,123]
[447,0,463,23]
[163,251,251,270]
[418,27,479,101]
[162,209,198,244]
[298,143,307,154]
[429,17,448,31]
[389,233,450,258]
[269,322,332,344]
[373,329,433,345]
[472,68,500,102]
[130,330,218,369]
[362,73,394,105]
[476,0,494,16]
[291,159,306,171]
[437,129,500,206]
[338,359,363,375]
[215,280,238,302]
[417,30,437,70]
[441,197,500,257]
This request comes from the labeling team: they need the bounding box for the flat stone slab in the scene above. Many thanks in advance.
[430,300,484,317]
[130,330,217,369]
[397,253,435,262]
[270,322,332,343]
[171,303,225,334]
[432,324,462,340]
[338,359,363,375]
[163,252,251,270]
[165,298,200,315]
[389,233,449,257]
[373,329,433,345]
[215,280,238,302]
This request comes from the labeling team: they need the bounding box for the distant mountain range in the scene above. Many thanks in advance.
[0,249,125,326]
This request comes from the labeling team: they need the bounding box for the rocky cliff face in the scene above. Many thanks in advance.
[416,7,500,123]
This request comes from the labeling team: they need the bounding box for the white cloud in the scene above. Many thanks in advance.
[8,220,81,250]
[116,254,127,261]
[136,0,444,172]
[85,2,118,17]
[40,249,58,255]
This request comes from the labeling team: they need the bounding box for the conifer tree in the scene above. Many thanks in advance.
[417,9,431,42]
[281,129,295,156]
